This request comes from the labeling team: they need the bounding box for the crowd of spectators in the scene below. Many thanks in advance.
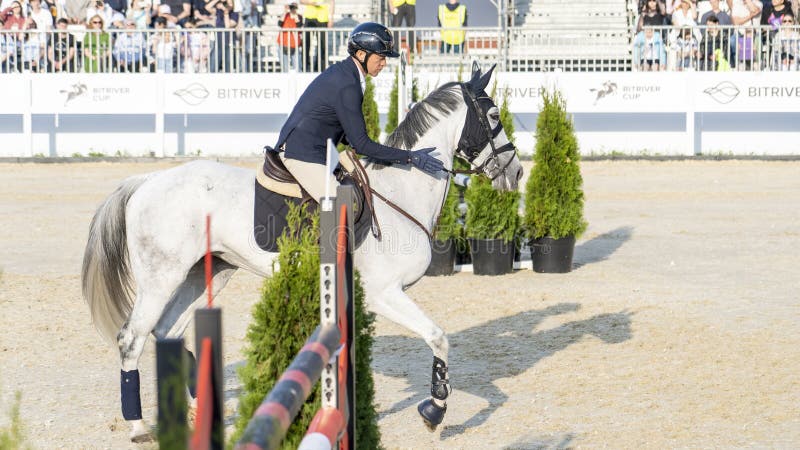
[0,0,470,73]
[0,0,265,72]
[633,0,800,71]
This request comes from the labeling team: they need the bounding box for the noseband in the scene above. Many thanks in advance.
[449,83,516,180]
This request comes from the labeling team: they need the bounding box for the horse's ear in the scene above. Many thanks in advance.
[474,64,496,93]
[467,61,482,88]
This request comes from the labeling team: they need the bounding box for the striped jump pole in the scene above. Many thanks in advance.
[234,324,341,450]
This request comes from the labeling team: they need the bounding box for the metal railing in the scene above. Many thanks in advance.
[632,25,800,72]
[2,24,798,73]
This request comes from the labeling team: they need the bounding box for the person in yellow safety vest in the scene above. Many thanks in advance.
[388,0,416,53]
[438,0,467,54]
[300,0,333,71]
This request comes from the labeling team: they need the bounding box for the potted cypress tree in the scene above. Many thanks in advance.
[523,88,587,273]
[426,179,461,276]
[464,175,520,275]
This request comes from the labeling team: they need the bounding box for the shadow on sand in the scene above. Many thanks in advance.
[572,226,634,269]
[373,303,633,439]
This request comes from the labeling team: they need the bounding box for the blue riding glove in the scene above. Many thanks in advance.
[409,147,445,176]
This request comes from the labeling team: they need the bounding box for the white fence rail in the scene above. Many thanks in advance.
[3,25,800,74]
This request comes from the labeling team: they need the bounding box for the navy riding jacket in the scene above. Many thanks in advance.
[275,57,410,165]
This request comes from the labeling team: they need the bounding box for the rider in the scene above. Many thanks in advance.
[271,21,445,202]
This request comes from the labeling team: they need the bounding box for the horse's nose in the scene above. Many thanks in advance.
[515,166,523,183]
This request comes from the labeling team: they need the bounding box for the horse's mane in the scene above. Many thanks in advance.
[385,81,464,150]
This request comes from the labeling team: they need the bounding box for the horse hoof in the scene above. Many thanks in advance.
[129,420,155,443]
[417,399,447,432]
[131,432,155,444]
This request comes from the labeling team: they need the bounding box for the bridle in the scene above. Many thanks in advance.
[448,82,517,180]
[367,82,518,242]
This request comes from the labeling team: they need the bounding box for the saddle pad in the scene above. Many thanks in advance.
[253,180,307,252]
[253,179,373,252]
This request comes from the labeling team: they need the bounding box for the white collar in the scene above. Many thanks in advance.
[357,65,366,94]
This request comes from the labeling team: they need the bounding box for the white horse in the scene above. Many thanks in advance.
[82,63,523,442]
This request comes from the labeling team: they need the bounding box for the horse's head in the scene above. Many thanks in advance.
[457,62,524,191]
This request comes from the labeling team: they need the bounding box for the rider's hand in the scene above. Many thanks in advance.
[409,148,445,176]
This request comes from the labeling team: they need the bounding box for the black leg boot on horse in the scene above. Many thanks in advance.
[418,356,451,431]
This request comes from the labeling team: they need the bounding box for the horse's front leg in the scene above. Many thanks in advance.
[369,286,451,431]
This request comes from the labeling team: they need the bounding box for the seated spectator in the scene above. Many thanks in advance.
[2,1,27,29]
[638,0,666,33]
[674,26,699,69]
[86,0,118,27]
[156,0,191,27]
[191,0,215,27]
[83,14,110,71]
[700,0,732,26]
[760,0,790,30]
[19,20,44,71]
[28,0,54,32]
[48,17,78,71]
[772,13,799,70]
[672,0,698,29]
[127,0,152,29]
[278,2,302,71]
[0,19,18,71]
[180,17,210,72]
[735,26,759,69]
[113,18,146,71]
[729,0,763,57]
[149,15,175,72]
[699,15,730,70]
[64,0,94,25]
[210,0,238,72]
[106,0,126,15]
[633,26,667,70]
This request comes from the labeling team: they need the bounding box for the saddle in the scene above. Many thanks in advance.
[253,148,378,252]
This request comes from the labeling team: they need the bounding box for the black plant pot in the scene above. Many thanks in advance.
[469,238,514,276]
[531,236,576,273]
[426,239,457,276]
[455,240,471,265]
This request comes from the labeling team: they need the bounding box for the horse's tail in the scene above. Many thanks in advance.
[81,174,152,345]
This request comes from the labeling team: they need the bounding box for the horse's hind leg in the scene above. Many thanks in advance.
[368,286,451,431]
[152,258,237,410]
[117,265,192,442]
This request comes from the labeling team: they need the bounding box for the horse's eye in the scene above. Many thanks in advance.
[490,113,500,122]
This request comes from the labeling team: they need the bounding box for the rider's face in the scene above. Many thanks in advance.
[367,54,387,76]
[357,51,387,76]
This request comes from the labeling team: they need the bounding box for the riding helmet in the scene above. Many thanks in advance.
[347,22,400,58]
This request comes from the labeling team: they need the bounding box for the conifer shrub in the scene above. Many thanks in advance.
[432,180,461,242]
[230,204,321,448]
[464,176,519,243]
[385,71,399,135]
[0,389,30,450]
[523,88,587,240]
[363,75,380,140]
[230,203,382,449]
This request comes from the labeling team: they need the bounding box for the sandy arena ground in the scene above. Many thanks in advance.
[0,160,799,449]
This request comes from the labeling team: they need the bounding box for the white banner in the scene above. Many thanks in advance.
[31,74,157,114]
[690,72,800,112]
[163,74,292,113]
[0,76,28,114]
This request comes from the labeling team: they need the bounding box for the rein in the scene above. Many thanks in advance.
[345,149,435,242]
[351,82,516,244]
